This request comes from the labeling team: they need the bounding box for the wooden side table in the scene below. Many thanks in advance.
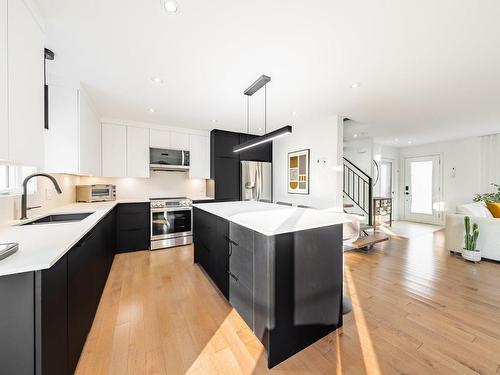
[373,197,393,230]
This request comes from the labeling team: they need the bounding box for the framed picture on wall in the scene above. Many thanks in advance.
[288,149,310,194]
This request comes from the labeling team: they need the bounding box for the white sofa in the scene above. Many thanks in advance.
[445,202,500,261]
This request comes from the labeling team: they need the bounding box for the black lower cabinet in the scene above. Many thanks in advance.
[67,229,100,374]
[39,254,68,375]
[0,208,119,375]
[0,272,35,375]
[116,203,150,253]
[193,207,230,299]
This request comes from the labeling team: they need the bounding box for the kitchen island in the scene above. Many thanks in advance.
[193,201,348,368]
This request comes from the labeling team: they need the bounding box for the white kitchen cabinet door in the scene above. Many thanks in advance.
[44,85,79,174]
[102,123,126,177]
[170,132,190,150]
[189,134,210,179]
[79,91,101,176]
[127,126,150,178]
[0,0,7,161]
[149,129,171,149]
[7,0,45,168]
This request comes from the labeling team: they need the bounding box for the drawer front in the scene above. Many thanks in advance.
[117,228,150,253]
[230,244,253,290]
[229,222,254,249]
[229,274,254,330]
[118,203,149,231]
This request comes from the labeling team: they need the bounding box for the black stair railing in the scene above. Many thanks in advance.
[343,157,373,225]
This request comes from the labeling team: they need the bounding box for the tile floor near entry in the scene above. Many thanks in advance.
[75,230,500,375]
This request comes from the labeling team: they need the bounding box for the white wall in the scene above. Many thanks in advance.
[273,115,343,210]
[399,137,481,219]
[0,174,80,226]
[343,138,373,177]
[80,171,206,200]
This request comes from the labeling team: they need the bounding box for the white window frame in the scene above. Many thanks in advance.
[0,164,37,196]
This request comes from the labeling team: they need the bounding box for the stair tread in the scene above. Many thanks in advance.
[348,234,389,249]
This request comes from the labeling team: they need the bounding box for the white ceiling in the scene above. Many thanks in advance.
[39,0,500,145]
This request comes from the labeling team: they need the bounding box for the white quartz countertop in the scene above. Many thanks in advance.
[193,201,350,236]
[0,200,145,277]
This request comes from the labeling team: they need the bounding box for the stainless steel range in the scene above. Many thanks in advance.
[150,197,193,250]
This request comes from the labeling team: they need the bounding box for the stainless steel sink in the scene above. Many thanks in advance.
[20,212,94,225]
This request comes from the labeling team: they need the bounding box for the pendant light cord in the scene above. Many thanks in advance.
[247,96,250,134]
[264,84,267,134]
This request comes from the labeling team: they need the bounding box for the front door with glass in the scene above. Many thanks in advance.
[403,155,442,224]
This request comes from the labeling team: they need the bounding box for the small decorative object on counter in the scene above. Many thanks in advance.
[461,216,481,263]
[0,243,19,261]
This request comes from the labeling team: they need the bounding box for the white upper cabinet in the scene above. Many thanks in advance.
[102,123,127,177]
[0,0,8,161]
[149,129,171,149]
[7,0,45,168]
[44,85,79,174]
[44,86,101,175]
[189,134,210,179]
[127,126,150,178]
[170,132,190,150]
[79,90,101,176]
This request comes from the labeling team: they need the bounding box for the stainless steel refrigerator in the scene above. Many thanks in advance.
[241,161,272,202]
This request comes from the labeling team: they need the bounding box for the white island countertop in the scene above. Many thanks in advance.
[0,200,147,277]
[193,201,350,236]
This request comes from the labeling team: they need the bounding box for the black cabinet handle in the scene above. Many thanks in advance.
[75,230,94,248]
[224,235,239,246]
[228,271,239,281]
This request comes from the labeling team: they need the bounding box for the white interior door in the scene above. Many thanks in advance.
[403,155,442,224]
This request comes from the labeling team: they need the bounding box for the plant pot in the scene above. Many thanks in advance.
[461,249,481,263]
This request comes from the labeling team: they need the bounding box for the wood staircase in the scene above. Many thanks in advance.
[343,158,389,250]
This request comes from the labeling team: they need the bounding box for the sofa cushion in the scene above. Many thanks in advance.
[486,202,500,218]
[456,202,493,218]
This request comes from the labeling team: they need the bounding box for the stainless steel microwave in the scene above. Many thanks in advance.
[149,148,190,171]
[76,184,116,202]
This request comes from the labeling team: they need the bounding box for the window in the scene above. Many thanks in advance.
[0,164,37,196]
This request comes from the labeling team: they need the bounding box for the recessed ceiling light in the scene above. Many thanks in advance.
[292,111,297,116]
[350,82,361,89]
[151,76,164,84]
[257,127,263,131]
[163,0,178,13]
[211,119,217,123]
[408,140,413,145]
[394,138,399,142]
[353,134,358,138]
[149,108,155,113]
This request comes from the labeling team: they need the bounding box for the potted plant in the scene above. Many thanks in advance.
[473,183,500,203]
[461,216,481,262]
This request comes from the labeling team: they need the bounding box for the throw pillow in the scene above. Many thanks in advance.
[486,202,500,218]
[457,202,494,218]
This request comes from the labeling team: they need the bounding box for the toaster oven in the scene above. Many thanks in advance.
[76,185,116,202]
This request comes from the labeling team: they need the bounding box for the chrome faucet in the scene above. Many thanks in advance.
[20,173,62,220]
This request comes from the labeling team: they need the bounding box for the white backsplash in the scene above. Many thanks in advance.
[80,170,207,200]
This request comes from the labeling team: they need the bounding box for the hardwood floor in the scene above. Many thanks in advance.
[75,230,500,375]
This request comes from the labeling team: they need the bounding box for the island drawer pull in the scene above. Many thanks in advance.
[224,235,239,247]
[228,271,239,281]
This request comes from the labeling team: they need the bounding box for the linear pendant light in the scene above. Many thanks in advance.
[233,126,292,152]
[233,75,292,153]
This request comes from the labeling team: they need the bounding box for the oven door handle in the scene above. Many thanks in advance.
[151,207,192,213]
